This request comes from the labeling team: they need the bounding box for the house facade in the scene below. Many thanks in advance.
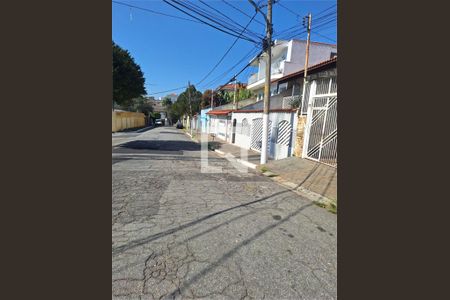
[205,56,337,166]
[247,39,337,101]
[273,57,338,167]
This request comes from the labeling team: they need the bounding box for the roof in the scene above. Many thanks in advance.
[207,109,234,116]
[292,39,337,47]
[218,83,247,91]
[275,56,337,84]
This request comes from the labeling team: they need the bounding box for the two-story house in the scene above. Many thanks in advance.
[247,39,337,101]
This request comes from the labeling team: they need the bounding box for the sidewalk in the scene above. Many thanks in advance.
[259,156,337,209]
[188,131,262,169]
[186,130,337,211]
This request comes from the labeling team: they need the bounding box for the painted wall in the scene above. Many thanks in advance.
[248,40,336,91]
[231,111,298,160]
[200,108,212,133]
[112,111,146,132]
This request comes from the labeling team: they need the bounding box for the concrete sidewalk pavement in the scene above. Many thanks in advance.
[186,131,337,211]
[260,157,337,211]
[188,132,262,169]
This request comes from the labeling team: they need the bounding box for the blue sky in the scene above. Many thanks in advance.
[112,0,337,97]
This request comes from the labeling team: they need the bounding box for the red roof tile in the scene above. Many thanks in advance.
[206,110,234,116]
[233,108,297,113]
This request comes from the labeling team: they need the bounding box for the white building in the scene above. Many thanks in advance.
[247,39,337,101]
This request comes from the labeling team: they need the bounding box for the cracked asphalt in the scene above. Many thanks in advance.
[112,126,337,300]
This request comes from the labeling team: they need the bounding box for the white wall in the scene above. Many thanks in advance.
[289,40,337,72]
[231,111,298,160]
[209,116,230,141]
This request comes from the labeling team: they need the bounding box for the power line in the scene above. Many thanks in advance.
[276,16,336,40]
[221,0,266,27]
[112,1,201,24]
[196,12,259,86]
[276,1,301,18]
[149,47,261,95]
[168,0,260,43]
[162,0,260,44]
[198,0,264,39]
[214,48,264,91]
[184,0,261,39]
[311,30,336,43]
[200,47,261,89]
[273,6,336,38]
[180,0,262,41]
[315,3,337,18]
[147,85,188,96]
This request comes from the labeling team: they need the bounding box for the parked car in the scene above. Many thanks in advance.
[155,119,163,126]
[176,121,183,129]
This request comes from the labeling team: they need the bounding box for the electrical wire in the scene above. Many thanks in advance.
[221,0,266,27]
[195,12,259,86]
[163,0,260,44]
[112,1,202,24]
[183,0,260,39]
[197,0,264,39]
[147,85,189,96]
[311,31,336,43]
[200,46,261,90]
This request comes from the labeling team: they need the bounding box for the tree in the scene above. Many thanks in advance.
[202,89,225,108]
[175,85,202,116]
[161,97,172,108]
[113,41,146,108]
[131,96,153,116]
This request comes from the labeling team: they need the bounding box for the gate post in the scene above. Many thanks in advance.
[301,80,317,158]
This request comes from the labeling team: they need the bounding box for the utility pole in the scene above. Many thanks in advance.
[249,0,272,164]
[211,89,214,110]
[233,76,238,110]
[300,13,312,113]
[187,81,193,136]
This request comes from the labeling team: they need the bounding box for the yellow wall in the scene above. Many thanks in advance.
[112,111,145,132]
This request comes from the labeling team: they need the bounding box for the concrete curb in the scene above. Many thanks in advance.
[268,174,337,208]
[212,149,257,169]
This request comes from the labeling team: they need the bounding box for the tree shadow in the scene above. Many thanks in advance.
[170,202,315,298]
[117,140,201,152]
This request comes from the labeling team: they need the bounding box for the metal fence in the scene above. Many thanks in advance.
[303,76,337,167]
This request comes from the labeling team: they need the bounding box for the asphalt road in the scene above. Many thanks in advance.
[112,126,337,300]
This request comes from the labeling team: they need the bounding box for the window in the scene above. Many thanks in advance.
[278,82,288,93]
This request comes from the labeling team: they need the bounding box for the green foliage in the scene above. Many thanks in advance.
[161,97,172,108]
[175,85,202,116]
[116,96,153,116]
[150,112,161,119]
[131,97,153,116]
[201,89,225,108]
[113,41,146,106]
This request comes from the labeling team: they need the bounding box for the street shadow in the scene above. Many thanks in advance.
[159,131,184,134]
[208,141,223,150]
[118,140,201,151]
[112,163,320,256]
[170,202,315,298]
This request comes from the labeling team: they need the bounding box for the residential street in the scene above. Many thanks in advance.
[112,126,337,300]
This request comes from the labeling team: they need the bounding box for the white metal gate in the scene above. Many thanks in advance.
[303,77,337,167]
[250,118,272,152]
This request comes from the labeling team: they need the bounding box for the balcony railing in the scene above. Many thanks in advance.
[248,61,285,85]
[248,73,258,85]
